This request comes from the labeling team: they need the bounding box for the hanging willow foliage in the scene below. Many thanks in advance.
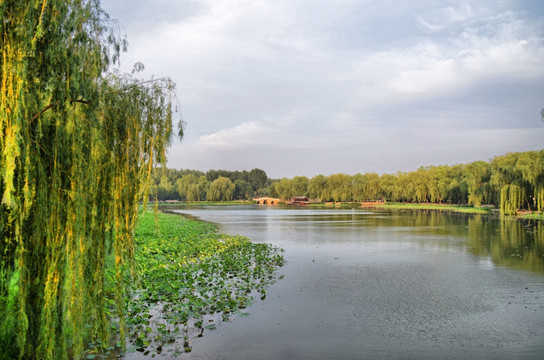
[1,1,182,359]
[500,184,525,216]
[536,185,544,213]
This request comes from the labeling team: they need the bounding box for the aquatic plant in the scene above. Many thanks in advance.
[120,211,284,356]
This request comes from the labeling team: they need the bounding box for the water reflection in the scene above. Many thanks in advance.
[166,206,544,360]
[171,205,544,275]
[467,216,544,274]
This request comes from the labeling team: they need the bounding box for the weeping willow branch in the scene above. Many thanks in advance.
[103,77,173,95]
[0,2,182,359]
[29,99,92,123]
[500,184,525,215]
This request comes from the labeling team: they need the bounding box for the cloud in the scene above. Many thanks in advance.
[349,6,544,105]
[197,121,274,149]
[121,0,544,109]
[101,0,544,177]
[417,17,446,33]
[417,1,485,32]
[387,51,458,96]
[197,113,349,151]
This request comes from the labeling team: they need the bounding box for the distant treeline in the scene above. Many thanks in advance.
[152,150,544,215]
[151,168,269,202]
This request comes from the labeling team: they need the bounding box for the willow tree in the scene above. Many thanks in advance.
[0,1,181,359]
[326,173,353,202]
[500,184,525,215]
[308,174,327,200]
[515,150,544,212]
[273,177,291,200]
[207,176,235,201]
[491,151,543,214]
[464,161,491,207]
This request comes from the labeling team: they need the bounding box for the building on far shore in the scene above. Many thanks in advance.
[288,196,310,205]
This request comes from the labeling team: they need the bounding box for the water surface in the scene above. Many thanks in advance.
[168,206,544,360]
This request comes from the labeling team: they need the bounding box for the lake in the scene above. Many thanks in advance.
[166,206,544,360]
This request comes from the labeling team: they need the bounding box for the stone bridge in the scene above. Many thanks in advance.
[254,197,282,205]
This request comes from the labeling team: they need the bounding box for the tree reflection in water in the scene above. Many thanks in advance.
[468,215,544,274]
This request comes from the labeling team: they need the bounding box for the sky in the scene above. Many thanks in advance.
[100,0,544,179]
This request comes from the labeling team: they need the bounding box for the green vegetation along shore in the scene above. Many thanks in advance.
[111,210,284,358]
[516,212,544,221]
[158,200,255,206]
[374,202,492,214]
[157,200,544,219]
[310,201,544,218]
[316,201,491,214]
[151,150,544,216]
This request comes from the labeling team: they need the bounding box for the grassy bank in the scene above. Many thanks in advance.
[374,202,492,214]
[307,201,492,214]
[517,212,544,220]
[308,202,362,209]
[156,200,254,207]
[114,210,283,357]
[153,200,541,219]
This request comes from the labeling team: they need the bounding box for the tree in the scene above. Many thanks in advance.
[351,173,366,201]
[515,150,544,211]
[426,167,441,203]
[0,2,181,359]
[326,174,352,202]
[206,169,219,182]
[177,174,209,201]
[208,177,235,201]
[464,161,491,207]
[308,174,327,200]
[393,172,410,202]
[234,180,253,200]
[291,176,309,197]
[263,179,278,198]
[491,152,530,213]
[158,173,175,200]
[273,178,292,200]
[501,184,525,215]
[412,167,431,203]
[196,175,210,201]
[378,174,396,201]
[435,166,455,203]
[176,174,196,200]
[247,168,268,195]
[448,165,467,204]
[361,173,380,200]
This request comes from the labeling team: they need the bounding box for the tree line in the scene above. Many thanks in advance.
[151,168,269,201]
[158,150,543,215]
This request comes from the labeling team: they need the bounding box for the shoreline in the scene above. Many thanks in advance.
[153,201,543,220]
[372,202,493,215]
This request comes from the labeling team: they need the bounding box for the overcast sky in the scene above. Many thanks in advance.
[101,0,544,178]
